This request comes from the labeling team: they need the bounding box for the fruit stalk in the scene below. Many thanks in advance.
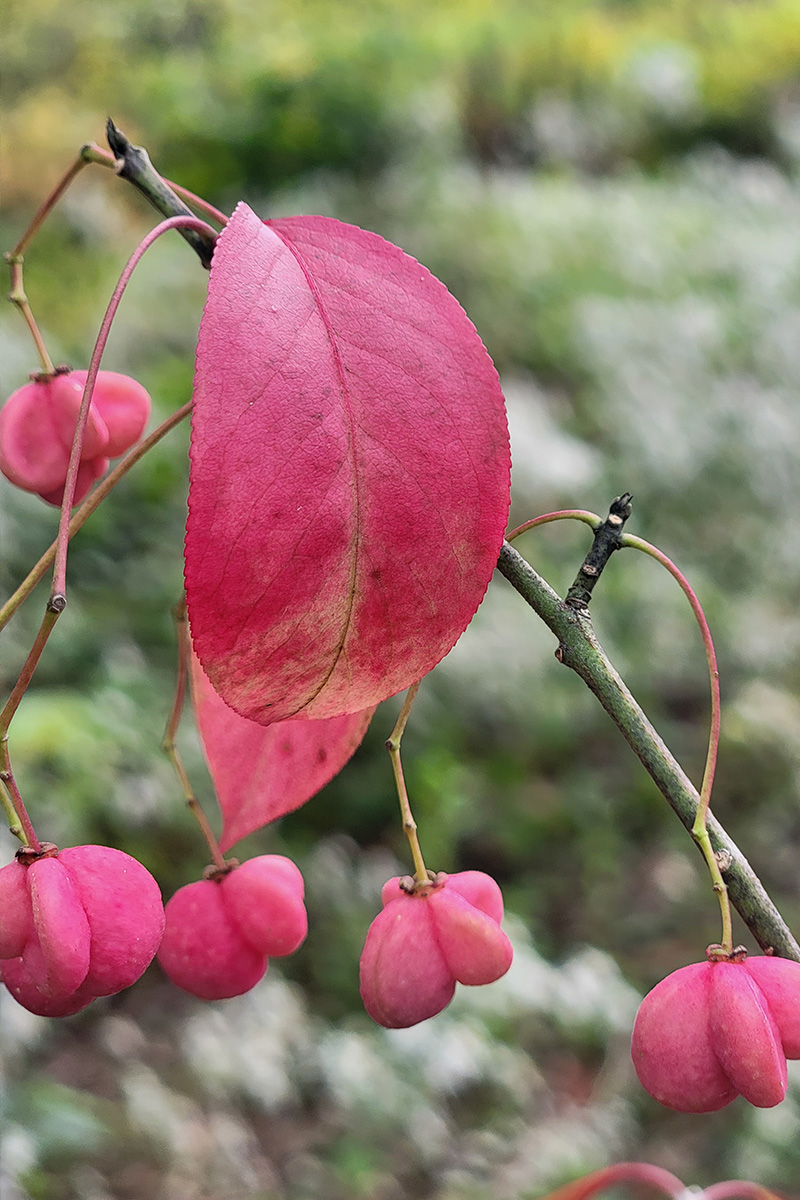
[621,532,731,952]
[386,681,427,883]
[162,597,227,871]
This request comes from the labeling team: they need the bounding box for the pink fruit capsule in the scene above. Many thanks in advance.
[158,855,308,1000]
[0,374,109,495]
[70,369,151,457]
[0,845,165,1016]
[360,871,513,1029]
[157,878,268,1000]
[39,453,110,507]
[221,854,307,957]
[631,951,800,1112]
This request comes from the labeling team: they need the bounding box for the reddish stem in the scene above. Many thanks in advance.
[620,537,720,831]
[52,213,216,602]
[506,510,601,541]
[0,767,41,850]
[536,1162,686,1200]
[621,532,729,946]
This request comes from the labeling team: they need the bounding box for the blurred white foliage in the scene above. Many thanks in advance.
[621,42,700,117]
[450,919,641,1035]
[734,1060,800,1179]
[492,1098,633,1197]
[503,374,601,505]
[181,975,314,1110]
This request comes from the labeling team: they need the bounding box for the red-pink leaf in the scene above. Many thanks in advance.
[185,203,510,723]
[189,648,373,851]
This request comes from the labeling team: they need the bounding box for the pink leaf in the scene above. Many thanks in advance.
[185,203,510,722]
[189,648,373,850]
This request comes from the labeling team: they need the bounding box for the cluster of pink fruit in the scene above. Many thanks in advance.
[0,844,310,1014]
[0,368,151,506]
[1,838,798,1119]
[0,842,513,1021]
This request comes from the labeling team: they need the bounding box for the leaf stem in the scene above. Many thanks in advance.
[161,597,227,871]
[621,533,730,951]
[386,681,428,882]
[0,401,192,634]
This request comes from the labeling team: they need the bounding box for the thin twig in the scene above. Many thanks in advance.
[161,597,227,871]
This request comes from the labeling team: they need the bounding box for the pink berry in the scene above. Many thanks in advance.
[157,878,267,1000]
[71,369,151,458]
[0,374,109,496]
[0,845,165,1016]
[631,952,800,1111]
[221,855,307,957]
[359,871,513,1029]
[158,855,308,1000]
[56,845,166,995]
[39,454,110,507]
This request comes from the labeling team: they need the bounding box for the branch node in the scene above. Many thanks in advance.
[105,118,215,269]
[565,492,633,610]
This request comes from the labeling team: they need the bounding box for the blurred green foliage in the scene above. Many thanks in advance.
[2,1,800,1197]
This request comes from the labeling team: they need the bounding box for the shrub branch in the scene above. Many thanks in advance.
[496,534,800,962]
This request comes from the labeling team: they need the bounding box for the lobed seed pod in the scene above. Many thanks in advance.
[360,870,513,1028]
[631,951,800,1111]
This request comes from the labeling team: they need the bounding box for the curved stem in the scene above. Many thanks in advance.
[535,1161,685,1200]
[5,140,226,373]
[386,681,428,882]
[7,146,104,262]
[52,214,216,603]
[704,1185,782,1200]
[622,535,720,826]
[0,401,191,633]
[497,541,800,961]
[621,533,730,951]
[162,597,227,871]
[506,510,601,542]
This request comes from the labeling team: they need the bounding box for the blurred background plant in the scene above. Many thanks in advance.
[2,0,800,1196]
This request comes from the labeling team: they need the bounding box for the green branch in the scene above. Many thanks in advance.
[496,539,800,962]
